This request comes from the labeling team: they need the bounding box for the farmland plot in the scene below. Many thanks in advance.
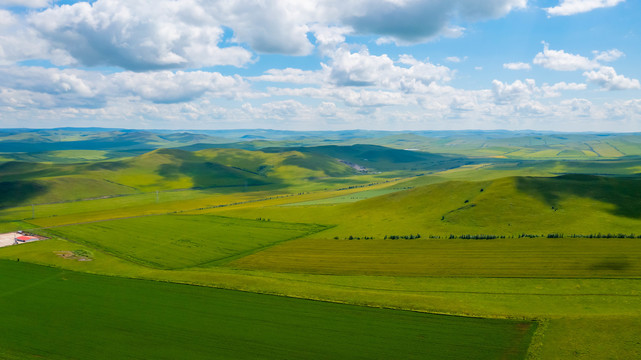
[0,260,536,360]
[47,214,327,269]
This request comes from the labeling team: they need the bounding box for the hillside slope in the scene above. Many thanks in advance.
[262,144,470,171]
[218,174,641,236]
[0,147,360,207]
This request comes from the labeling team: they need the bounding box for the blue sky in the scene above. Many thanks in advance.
[0,0,639,131]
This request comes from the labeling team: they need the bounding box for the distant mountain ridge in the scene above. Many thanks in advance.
[3,128,641,160]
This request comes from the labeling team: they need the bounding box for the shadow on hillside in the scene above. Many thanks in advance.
[0,180,48,209]
[263,144,472,172]
[156,152,272,190]
[84,161,129,171]
[515,174,641,219]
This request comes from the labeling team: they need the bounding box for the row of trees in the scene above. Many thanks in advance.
[334,233,641,240]
[520,233,641,239]
[334,234,422,240]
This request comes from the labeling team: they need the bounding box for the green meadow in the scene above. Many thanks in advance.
[3,130,641,358]
[230,237,641,277]
[0,260,535,360]
[46,214,327,269]
[281,186,410,205]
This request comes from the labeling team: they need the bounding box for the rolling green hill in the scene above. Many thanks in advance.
[215,173,641,237]
[0,147,366,207]
[222,174,641,278]
[262,144,471,172]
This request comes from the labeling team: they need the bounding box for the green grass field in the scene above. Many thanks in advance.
[281,186,411,205]
[0,260,536,360]
[229,237,641,277]
[45,214,327,269]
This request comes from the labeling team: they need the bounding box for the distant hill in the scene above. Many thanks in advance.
[262,144,471,171]
[0,147,359,207]
[0,129,230,153]
[4,128,641,160]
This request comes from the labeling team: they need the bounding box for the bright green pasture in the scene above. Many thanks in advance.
[2,240,641,357]
[230,237,641,277]
[0,260,536,360]
[0,220,35,233]
[281,186,411,205]
[0,188,261,226]
[46,215,327,269]
[2,240,640,319]
[538,317,641,359]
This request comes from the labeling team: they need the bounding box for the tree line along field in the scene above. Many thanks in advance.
[3,131,641,358]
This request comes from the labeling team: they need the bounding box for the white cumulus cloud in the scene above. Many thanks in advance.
[532,42,638,91]
[583,66,640,90]
[209,0,314,56]
[503,62,531,70]
[0,66,248,108]
[593,49,624,62]
[533,42,598,71]
[0,10,64,65]
[251,68,323,85]
[112,71,247,103]
[541,82,587,97]
[323,47,452,91]
[27,0,254,71]
[338,0,527,44]
[492,79,536,104]
[546,0,625,16]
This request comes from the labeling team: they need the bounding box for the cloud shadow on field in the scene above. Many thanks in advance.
[515,174,641,219]
[0,181,49,209]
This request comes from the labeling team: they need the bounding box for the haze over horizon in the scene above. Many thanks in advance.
[0,0,639,132]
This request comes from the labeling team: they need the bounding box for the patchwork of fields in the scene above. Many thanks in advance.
[3,133,641,358]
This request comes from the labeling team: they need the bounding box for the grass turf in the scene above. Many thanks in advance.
[228,237,641,277]
[0,260,536,360]
[45,214,328,269]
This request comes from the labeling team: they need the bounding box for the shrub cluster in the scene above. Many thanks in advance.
[334,232,641,240]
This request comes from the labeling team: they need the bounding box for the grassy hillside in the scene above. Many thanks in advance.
[105,148,272,191]
[263,144,471,171]
[214,174,641,236]
[0,147,365,207]
[211,174,641,277]
[195,147,357,178]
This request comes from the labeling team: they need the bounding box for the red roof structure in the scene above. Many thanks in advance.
[16,236,37,242]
